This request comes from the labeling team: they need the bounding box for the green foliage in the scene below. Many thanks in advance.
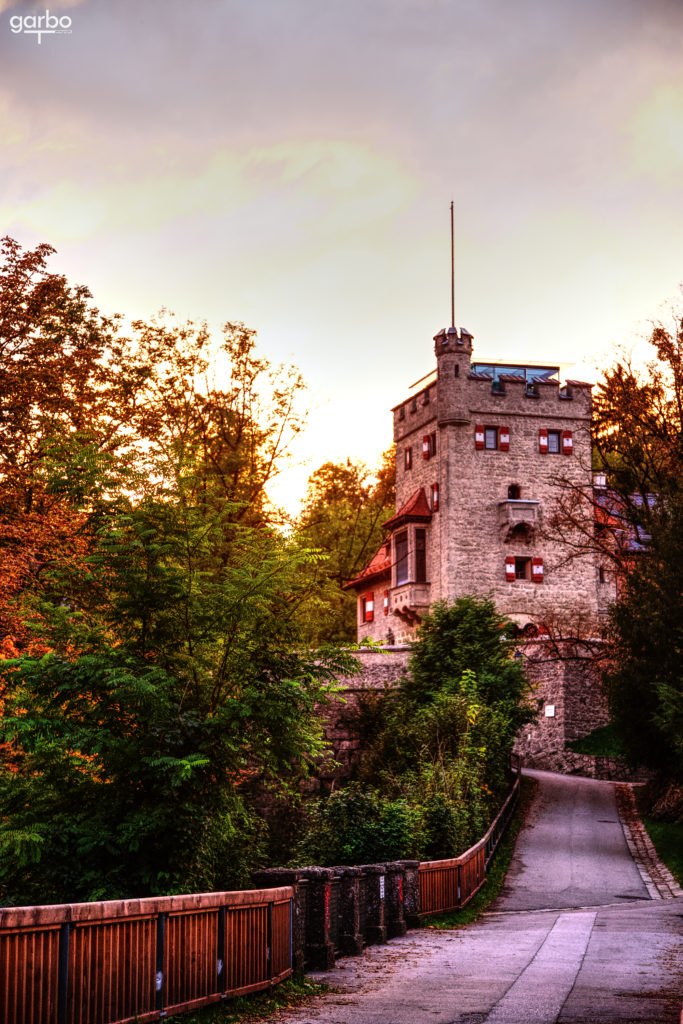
[425,775,536,929]
[298,598,534,864]
[592,308,683,779]
[295,453,395,644]
[567,723,626,757]
[0,239,359,905]
[605,494,683,777]
[294,784,418,865]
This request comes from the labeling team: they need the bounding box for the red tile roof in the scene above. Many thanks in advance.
[343,540,391,590]
[382,487,433,530]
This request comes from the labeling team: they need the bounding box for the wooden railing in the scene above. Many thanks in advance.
[418,772,521,917]
[0,887,293,1024]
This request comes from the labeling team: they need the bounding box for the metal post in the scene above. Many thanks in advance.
[267,901,273,981]
[155,912,167,1015]
[289,898,293,972]
[57,922,70,1024]
[217,906,226,992]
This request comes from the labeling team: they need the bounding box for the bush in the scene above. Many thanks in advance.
[297,598,535,865]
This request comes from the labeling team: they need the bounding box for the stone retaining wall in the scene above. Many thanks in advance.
[318,644,647,784]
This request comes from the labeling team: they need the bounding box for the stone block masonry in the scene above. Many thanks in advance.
[318,646,640,783]
[349,322,612,647]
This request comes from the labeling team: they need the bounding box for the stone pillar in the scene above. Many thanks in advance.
[251,867,308,979]
[360,864,387,945]
[385,862,408,938]
[297,867,336,970]
[395,860,421,928]
[332,866,364,956]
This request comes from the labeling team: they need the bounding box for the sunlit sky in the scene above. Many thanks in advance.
[2,0,683,514]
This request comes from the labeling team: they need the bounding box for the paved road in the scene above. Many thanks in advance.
[277,771,683,1024]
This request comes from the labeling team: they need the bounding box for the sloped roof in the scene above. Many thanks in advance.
[343,539,391,590]
[383,487,433,530]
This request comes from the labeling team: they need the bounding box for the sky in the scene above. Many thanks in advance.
[2,0,683,514]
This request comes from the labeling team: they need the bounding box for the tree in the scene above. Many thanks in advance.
[547,304,683,783]
[296,452,395,643]
[297,597,535,864]
[0,238,357,903]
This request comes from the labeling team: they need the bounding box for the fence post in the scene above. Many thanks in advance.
[385,862,407,938]
[359,864,387,945]
[217,905,226,992]
[396,860,421,928]
[252,867,308,979]
[297,867,336,970]
[155,912,167,1014]
[332,866,364,955]
[57,921,70,1024]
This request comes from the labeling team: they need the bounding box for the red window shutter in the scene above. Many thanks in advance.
[532,558,544,583]
[365,592,374,622]
[383,590,389,615]
[539,428,548,453]
[422,435,430,460]
[562,430,573,455]
[499,426,510,451]
[505,555,515,581]
[432,482,439,512]
[475,425,485,450]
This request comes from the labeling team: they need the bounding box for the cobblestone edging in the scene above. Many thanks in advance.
[615,784,683,900]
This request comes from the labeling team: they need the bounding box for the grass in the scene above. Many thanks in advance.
[423,775,537,929]
[567,722,626,758]
[166,977,328,1023]
[633,789,683,887]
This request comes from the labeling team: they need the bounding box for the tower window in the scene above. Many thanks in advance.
[415,529,427,583]
[404,447,412,471]
[547,430,561,454]
[515,557,531,580]
[454,364,459,378]
[508,484,521,499]
[395,532,409,585]
[485,427,498,450]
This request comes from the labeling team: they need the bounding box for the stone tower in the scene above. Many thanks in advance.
[347,325,613,643]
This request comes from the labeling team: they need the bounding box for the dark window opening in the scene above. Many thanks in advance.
[410,396,417,413]
[547,430,561,454]
[398,405,405,420]
[396,532,409,585]
[430,432,437,456]
[599,567,606,583]
[508,484,521,499]
[422,389,430,405]
[454,364,460,378]
[515,557,531,580]
[415,529,427,583]
[404,447,412,471]
[485,427,498,450]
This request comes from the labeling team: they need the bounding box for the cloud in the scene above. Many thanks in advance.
[0,0,87,10]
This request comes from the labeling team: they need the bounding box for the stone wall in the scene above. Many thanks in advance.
[317,644,645,784]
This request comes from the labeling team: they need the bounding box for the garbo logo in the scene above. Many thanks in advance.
[9,9,73,44]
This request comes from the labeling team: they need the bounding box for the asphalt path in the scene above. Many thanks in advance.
[276,770,683,1024]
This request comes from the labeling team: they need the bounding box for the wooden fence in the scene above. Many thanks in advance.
[418,771,521,917]
[0,887,292,1024]
[1,771,522,1022]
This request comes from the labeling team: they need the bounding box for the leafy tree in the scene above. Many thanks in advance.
[0,238,357,903]
[298,598,534,863]
[296,452,395,643]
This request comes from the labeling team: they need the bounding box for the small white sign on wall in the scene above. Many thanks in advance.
[379,875,385,899]
[545,704,556,718]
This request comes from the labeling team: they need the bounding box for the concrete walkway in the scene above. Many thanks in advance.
[276,770,683,1024]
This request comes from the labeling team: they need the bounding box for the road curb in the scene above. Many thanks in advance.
[615,784,683,899]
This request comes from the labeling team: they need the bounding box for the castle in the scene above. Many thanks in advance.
[347,324,614,643]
